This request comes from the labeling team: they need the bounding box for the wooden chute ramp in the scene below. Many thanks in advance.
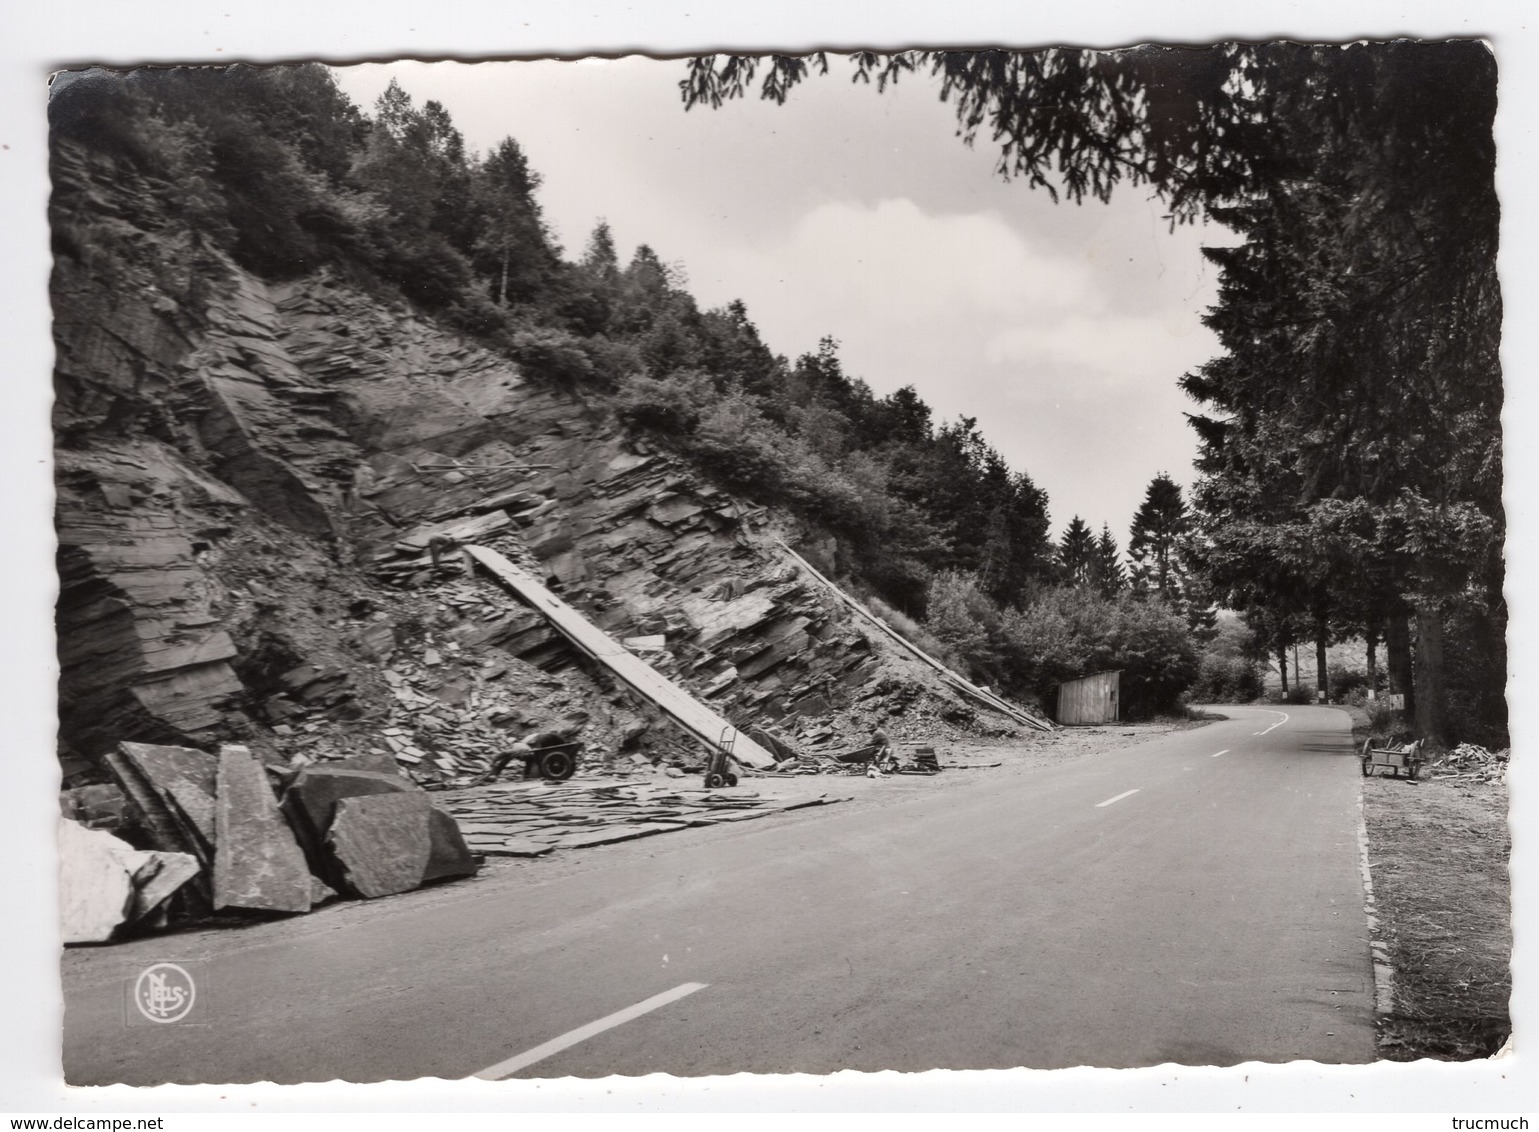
[464,545,777,768]
[775,539,1054,733]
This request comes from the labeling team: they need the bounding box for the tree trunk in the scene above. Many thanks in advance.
[1277,637,1289,694]
[1386,611,1415,721]
[1315,611,1330,703]
[1414,601,1451,748]
[499,244,510,307]
[1365,626,1379,700]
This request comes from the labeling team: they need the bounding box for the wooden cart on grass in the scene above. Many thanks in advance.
[1360,737,1424,781]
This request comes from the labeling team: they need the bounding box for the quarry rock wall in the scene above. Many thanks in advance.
[51,137,1013,786]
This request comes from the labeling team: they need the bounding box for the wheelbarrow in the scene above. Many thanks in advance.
[472,735,581,785]
[1360,737,1423,781]
[522,741,580,781]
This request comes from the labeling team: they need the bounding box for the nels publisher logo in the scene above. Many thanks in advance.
[131,962,197,1024]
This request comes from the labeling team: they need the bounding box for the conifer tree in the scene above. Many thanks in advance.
[1090,523,1125,597]
[582,220,620,279]
[474,137,558,307]
[1058,517,1095,588]
[1128,474,1191,606]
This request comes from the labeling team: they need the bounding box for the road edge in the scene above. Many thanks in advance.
[1356,790,1396,1019]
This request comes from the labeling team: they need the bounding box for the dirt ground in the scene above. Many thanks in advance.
[1361,769,1512,1060]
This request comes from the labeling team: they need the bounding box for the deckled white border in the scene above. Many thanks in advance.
[3,0,1534,1117]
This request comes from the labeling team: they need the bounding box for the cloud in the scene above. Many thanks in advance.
[985,312,1216,396]
[718,196,1114,367]
[778,197,1096,318]
[720,196,1217,398]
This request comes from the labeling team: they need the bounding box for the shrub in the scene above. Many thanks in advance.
[854,544,931,619]
[441,292,514,344]
[509,326,596,387]
[1188,652,1263,703]
[1106,594,1203,717]
[925,571,1000,681]
[580,335,647,387]
[1329,664,1370,700]
[1003,587,1199,718]
[688,393,793,494]
[865,593,959,669]
[613,370,713,435]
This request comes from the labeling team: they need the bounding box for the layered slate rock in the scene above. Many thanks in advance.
[56,449,248,757]
[282,765,416,861]
[52,126,1041,829]
[212,745,312,913]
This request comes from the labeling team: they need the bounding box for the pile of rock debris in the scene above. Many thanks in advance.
[60,740,477,944]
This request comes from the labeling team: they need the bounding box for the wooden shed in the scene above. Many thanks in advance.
[1056,670,1121,725]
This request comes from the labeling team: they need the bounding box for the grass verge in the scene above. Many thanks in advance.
[1348,705,1513,1060]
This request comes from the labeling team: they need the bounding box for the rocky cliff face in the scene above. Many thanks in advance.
[52,136,1017,786]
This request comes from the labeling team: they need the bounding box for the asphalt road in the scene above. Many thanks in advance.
[61,704,1378,1084]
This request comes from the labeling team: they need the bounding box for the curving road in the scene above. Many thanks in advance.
[61,704,1377,1084]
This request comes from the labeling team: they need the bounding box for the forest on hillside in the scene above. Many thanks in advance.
[49,50,1507,742]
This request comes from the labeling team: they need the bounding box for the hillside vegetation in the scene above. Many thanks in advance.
[51,63,1204,724]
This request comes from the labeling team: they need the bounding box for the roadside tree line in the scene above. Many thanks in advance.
[57,48,1503,740]
[685,43,1505,748]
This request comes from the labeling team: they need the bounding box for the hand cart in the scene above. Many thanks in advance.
[1360,738,1423,781]
[704,727,740,789]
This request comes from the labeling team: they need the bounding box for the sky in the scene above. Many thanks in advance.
[332,57,1239,543]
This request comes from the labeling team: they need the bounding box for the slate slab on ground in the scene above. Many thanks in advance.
[118,742,219,858]
[286,764,478,894]
[212,745,313,914]
[435,776,847,857]
[326,792,435,899]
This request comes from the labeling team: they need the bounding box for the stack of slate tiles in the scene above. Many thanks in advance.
[435,777,843,858]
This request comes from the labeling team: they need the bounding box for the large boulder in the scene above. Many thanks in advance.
[282,765,476,896]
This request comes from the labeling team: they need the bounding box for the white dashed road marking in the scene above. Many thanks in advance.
[473,982,708,1080]
[1212,749,1229,758]
[1095,789,1141,808]
[1253,711,1289,736]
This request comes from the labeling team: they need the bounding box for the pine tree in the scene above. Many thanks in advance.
[582,220,620,279]
[473,136,558,307]
[1128,474,1191,606]
[1058,517,1095,588]
[1090,523,1125,597]
[373,78,416,141]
